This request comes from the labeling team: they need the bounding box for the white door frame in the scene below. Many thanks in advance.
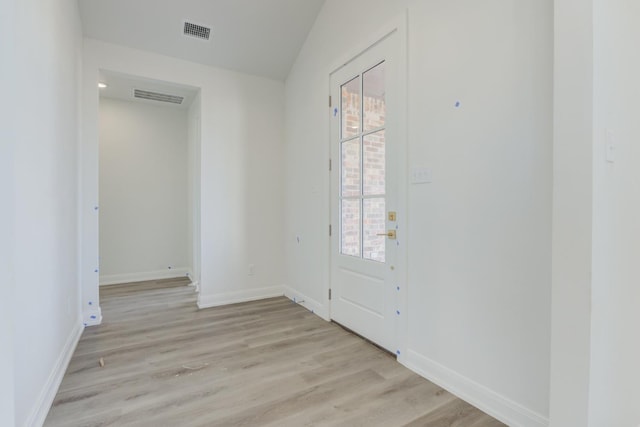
[81,65,202,326]
[325,12,409,359]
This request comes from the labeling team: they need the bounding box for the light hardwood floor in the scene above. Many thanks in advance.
[45,278,506,427]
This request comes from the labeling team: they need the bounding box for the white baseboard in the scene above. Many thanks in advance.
[99,268,191,286]
[83,306,102,327]
[25,321,83,427]
[283,286,329,320]
[190,280,200,292]
[197,285,284,309]
[403,350,549,427]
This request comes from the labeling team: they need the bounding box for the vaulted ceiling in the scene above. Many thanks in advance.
[79,0,326,81]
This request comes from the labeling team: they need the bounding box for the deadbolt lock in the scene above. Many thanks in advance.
[388,211,397,222]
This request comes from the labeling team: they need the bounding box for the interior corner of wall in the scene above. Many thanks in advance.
[197,285,286,310]
[283,286,329,321]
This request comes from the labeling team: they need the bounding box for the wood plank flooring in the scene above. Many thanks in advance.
[44,278,506,427]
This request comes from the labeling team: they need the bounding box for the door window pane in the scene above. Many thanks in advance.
[363,130,385,196]
[341,199,361,257]
[341,76,360,139]
[363,198,385,262]
[341,138,360,197]
[363,62,385,132]
[338,61,387,262]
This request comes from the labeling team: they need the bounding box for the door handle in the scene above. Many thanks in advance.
[376,230,396,240]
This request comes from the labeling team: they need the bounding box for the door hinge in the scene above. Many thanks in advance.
[329,158,332,171]
[329,95,332,107]
[329,288,332,300]
[329,224,332,236]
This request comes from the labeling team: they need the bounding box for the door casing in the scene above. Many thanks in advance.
[326,13,409,359]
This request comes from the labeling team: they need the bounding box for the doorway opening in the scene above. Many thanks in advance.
[97,70,201,300]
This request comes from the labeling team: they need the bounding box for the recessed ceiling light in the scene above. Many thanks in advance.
[98,82,108,89]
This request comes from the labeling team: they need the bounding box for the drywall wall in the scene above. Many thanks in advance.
[550,2,640,425]
[82,39,285,322]
[0,157,15,425]
[589,0,640,425]
[0,261,14,424]
[284,1,552,425]
[99,97,190,284]
[1,1,16,424]
[549,0,594,425]
[187,93,202,289]
[7,0,84,425]
[406,2,552,424]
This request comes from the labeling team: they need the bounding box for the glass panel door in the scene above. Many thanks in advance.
[339,61,386,262]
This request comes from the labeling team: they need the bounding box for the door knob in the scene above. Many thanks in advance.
[376,230,397,240]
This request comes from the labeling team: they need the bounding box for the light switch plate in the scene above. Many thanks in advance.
[411,167,432,184]
[606,144,616,163]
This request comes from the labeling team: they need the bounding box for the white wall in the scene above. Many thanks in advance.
[551,2,640,425]
[0,155,15,425]
[1,1,17,423]
[284,1,553,425]
[99,97,190,284]
[406,2,552,424]
[82,39,285,322]
[5,0,84,425]
[187,94,202,288]
[0,245,15,425]
[589,0,640,425]
[549,0,594,425]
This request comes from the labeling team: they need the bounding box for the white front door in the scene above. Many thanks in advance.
[330,32,399,353]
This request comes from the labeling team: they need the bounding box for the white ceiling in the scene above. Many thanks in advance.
[98,70,199,110]
[79,0,326,81]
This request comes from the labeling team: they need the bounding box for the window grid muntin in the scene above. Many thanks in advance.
[339,60,386,262]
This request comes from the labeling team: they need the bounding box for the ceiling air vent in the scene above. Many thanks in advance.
[134,89,184,105]
[183,21,211,40]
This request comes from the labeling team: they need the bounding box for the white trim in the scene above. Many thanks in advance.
[83,306,102,327]
[326,13,408,77]
[392,9,409,361]
[283,286,329,321]
[403,350,549,427]
[197,285,284,309]
[99,268,191,286]
[25,321,83,427]
[189,280,200,292]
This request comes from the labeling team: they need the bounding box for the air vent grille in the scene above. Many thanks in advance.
[184,21,211,40]
[134,89,184,105]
